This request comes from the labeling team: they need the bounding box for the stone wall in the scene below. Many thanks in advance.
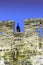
[0,19,43,65]
[13,18,43,65]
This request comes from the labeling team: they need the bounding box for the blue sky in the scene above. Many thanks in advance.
[0,0,43,32]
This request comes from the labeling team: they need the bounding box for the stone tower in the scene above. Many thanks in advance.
[0,20,14,52]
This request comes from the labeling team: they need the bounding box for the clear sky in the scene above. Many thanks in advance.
[0,0,43,32]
